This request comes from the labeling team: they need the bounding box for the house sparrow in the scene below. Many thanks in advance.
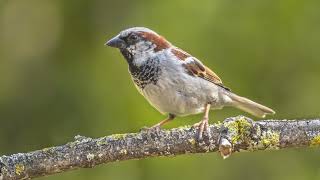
[106,27,275,139]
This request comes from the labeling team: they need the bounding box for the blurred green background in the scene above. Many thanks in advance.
[1,0,320,179]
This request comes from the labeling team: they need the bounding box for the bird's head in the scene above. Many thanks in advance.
[106,27,171,63]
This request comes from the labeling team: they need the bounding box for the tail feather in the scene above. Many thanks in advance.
[227,92,275,118]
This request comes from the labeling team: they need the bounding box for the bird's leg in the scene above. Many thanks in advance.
[148,114,176,131]
[193,103,211,140]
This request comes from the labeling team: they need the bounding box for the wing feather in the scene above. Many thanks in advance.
[183,58,230,91]
[171,48,230,91]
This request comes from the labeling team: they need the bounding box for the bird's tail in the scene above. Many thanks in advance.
[227,92,275,118]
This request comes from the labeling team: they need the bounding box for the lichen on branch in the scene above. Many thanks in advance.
[1,116,320,180]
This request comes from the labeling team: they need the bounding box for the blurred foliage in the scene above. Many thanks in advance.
[1,0,320,179]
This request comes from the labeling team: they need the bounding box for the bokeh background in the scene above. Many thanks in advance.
[1,0,320,179]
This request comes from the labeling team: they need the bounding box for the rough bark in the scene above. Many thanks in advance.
[1,116,320,180]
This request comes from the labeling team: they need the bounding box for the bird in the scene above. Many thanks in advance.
[105,27,275,140]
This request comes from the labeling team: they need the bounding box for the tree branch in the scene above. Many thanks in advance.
[1,116,320,180]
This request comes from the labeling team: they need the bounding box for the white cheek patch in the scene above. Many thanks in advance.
[129,41,158,66]
[127,45,137,55]
[136,41,154,52]
[132,54,149,66]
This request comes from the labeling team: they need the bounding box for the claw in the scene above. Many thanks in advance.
[193,117,209,140]
[141,114,175,133]
[193,103,212,140]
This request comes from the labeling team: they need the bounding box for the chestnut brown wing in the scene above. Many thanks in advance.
[183,57,230,91]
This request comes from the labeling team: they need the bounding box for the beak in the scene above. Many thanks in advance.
[105,35,126,49]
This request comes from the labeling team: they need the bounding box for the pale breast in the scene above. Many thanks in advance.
[141,55,223,116]
[131,49,226,116]
[142,76,203,116]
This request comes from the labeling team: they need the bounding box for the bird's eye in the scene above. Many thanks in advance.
[129,34,138,41]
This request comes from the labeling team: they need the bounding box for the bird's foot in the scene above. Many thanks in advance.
[140,115,174,133]
[193,117,210,140]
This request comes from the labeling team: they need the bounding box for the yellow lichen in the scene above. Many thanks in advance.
[181,125,192,129]
[67,141,77,148]
[230,136,239,144]
[258,130,280,150]
[120,149,128,155]
[97,140,108,146]
[225,117,252,144]
[111,134,127,140]
[15,164,24,175]
[237,118,252,134]
[42,147,51,152]
[188,138,196,146]
[215,121,222,127]
[225,120,238,132]
[310,135,320,147]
